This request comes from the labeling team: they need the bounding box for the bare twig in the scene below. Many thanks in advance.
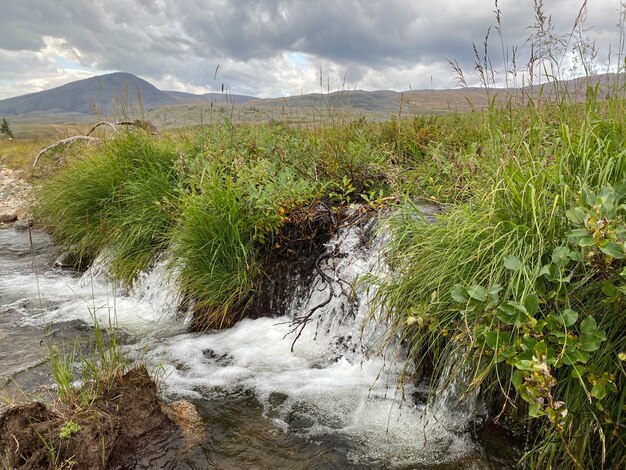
[86,121,118,136]
[116,120,160,135]
[34,119,161,167]
[33,136,101,167]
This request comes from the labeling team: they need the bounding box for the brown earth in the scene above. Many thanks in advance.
[0,166,32,228]
[0,366,181,469]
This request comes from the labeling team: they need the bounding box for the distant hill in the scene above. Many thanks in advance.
[1,71,622,121]
[246,73,626,114]
[0,72,257,116]
[164,91,256,105]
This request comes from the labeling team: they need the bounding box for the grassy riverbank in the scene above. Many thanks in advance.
[23,80,626,467]
[371,92,626,467]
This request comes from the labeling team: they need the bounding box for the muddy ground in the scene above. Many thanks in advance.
[0,366,182,469]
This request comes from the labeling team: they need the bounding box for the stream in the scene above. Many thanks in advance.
[0,224,521,469]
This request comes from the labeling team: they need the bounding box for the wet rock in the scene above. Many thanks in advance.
[0,211,16,223]
[268,391,288,408]
[54,250,82,269]
[164,400,206,451]
[13,219,31,230]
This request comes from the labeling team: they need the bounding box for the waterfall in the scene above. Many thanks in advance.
[142,213,482,467]
[0,219,503,467]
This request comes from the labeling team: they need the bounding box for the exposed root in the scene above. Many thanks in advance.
[286,246,347,352]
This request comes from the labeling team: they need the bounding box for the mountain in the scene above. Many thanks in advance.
[164,91,256,105]
[1,71,622,119]
[0,73,256,116]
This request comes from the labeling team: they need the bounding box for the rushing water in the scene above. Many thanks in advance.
[0,225,520,469]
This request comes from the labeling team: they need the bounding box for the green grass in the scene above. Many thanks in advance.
[370,94,626,468]
[31,82,626,467]
[34,131,180,283]
[171,175,260,328]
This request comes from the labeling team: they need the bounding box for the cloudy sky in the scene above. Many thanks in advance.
[0,0,623,100]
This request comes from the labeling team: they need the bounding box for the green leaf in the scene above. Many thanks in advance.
[552,246,571,267]
[560,309,578,327]
[570,364,586,379]
[600,241,625,259]
[528,402,543,418]
[580,316,597,335]
[513,359,538,371]
[577,237,595,247]
[538,264,552,277]
[562,348,589,365]
[613,181,626,200]
[525,294,539,316]
[568,228,590,240]
[534,341,547,356]
[579,331,606,352]
[488,284,502,296]
[484,330,511,350]
[451,284,468,303]
[566,207,587,225]
[582,187,596,205]
[591,384,607,400]
[602,281,619,298]
[504,255,522,270]
[567,250,584,262]
[467,285,488,302]
[497,302,523,325]
[522,336,537,352]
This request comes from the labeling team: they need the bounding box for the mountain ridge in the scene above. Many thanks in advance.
[0,72,256,116]
[1,71,622,118]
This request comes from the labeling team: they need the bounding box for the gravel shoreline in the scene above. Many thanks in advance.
[0,165,32,228]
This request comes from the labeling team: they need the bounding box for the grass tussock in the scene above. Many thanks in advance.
[35,131,180,283]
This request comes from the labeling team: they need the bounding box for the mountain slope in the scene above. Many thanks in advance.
[0,73,256,116]
[0,72,179,115]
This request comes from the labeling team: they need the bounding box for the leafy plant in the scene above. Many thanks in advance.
[59,421,81,440]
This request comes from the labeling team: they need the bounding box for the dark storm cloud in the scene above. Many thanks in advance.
[0,0,622,98]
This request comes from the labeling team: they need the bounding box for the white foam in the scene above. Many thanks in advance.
[141,218,478,466]
[0,251,182,334]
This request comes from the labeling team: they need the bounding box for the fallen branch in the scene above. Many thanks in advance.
[116,120,160,135]
[87,119,159,136]
[86,121,117,136]
[33,135,100,168]
[34,119,160,167]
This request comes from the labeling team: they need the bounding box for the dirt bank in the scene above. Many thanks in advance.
[0,165,31,228]
[0,366,181,469]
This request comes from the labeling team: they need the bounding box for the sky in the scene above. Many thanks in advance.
[0,0,623,100]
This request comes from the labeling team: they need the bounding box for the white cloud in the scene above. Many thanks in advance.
[0,0,623,99]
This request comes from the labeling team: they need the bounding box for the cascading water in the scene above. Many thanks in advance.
[0,219,517,468]
[137,216,497,468]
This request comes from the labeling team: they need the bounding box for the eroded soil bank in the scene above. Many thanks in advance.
[0,165,31,228]
[0,366,181,469]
